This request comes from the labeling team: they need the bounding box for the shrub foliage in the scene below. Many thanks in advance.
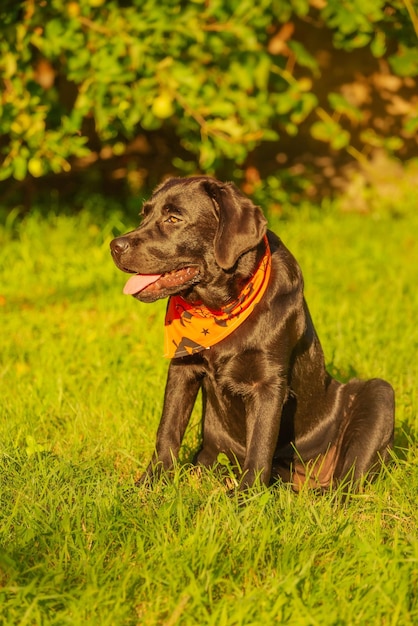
[0,0,417,196]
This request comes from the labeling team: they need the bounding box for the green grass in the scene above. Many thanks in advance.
[1,202,417,625]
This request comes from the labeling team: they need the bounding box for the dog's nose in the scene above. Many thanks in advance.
[110,237,130,255]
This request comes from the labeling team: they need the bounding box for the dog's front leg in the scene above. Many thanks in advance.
[240,388,285,490]
[138,361,202,486]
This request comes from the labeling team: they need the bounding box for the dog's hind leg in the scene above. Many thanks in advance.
[333,378,395,485]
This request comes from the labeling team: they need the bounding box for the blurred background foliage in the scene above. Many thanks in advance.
[0,0,417,214]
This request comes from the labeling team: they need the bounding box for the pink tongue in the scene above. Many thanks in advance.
[123,273,162,295]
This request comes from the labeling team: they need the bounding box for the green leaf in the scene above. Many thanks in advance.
[403,116,418,135]
[328,93,363,122]
[210,117,243,139]
[310,120,332,142]
[384,136,404,151]
[360,129,384,148]
[13,156,27,181]
[288,41,318,73]
[254,55,272,91]
[371,31,386,58]
[389,46,418,77]
[276,93,297,115]
[44,18,64,40]
[0,164,13,180]
[350,33,372,49]
[199,142,216,170]
[311,119,350,150]
[330,128,350,150]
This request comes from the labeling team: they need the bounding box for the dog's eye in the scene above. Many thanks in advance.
[165,215,181,224]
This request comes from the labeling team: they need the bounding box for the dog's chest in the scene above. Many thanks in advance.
[199,347,266,399]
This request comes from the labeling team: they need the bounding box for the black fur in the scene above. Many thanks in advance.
[110,176,394,490]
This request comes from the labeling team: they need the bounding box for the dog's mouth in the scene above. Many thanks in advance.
[122,266,200,299]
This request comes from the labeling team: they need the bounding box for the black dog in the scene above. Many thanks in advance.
[110,176,394,490]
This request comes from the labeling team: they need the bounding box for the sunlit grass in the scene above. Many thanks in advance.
[0,202,417,625]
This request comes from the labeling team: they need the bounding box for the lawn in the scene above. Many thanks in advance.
[0,198,417,625]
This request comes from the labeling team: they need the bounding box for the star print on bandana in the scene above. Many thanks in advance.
[164,236,272,358]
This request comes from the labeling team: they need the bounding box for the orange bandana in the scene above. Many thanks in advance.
[164,237,272,358]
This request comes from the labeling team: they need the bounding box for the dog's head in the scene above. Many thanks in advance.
[110,176,267,304]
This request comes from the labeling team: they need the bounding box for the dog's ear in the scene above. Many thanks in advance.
[203,180,267,270]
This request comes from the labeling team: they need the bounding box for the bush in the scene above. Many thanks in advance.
[0,0,417,202]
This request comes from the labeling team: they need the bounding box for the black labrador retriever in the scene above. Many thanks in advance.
[110,176,394,491]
